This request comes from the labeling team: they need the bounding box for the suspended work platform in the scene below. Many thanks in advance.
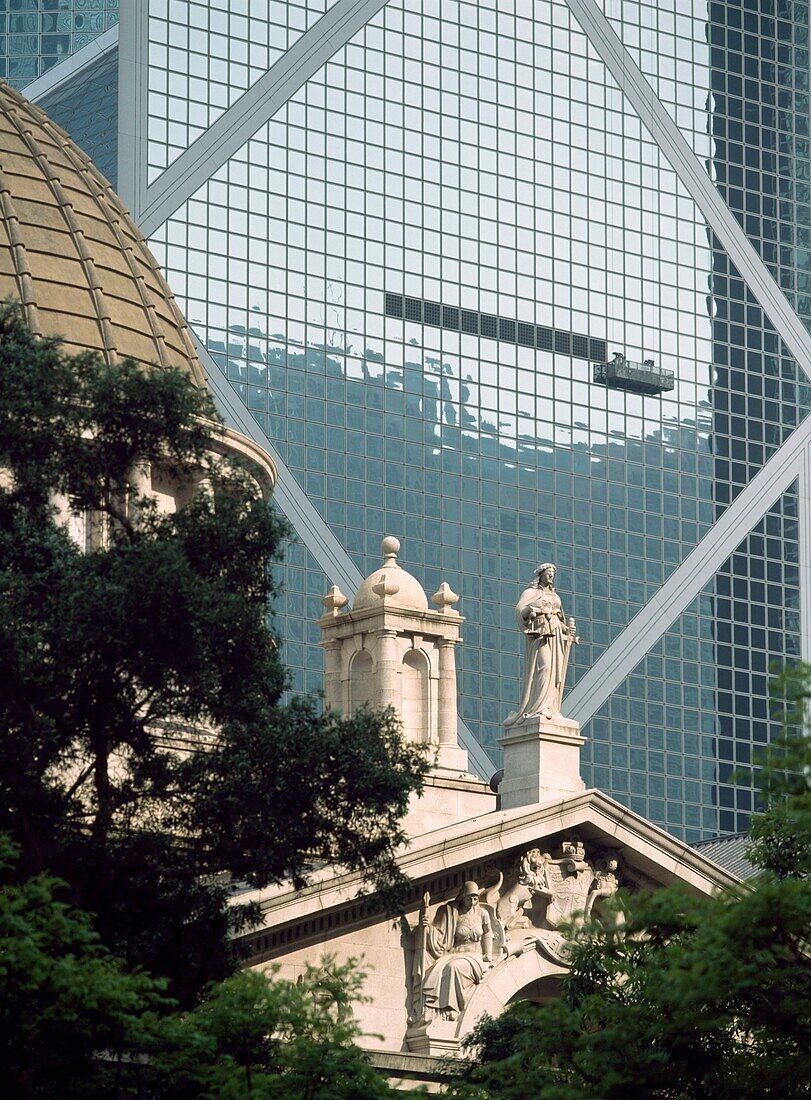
[593,352,675,396]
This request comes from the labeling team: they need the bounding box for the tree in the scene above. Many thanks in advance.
[148,963,402,1098]
[446,678,811,1099]
[745,664,811,880]
[0,833,167,1098]
[0,833,412,1098]
[0,304,427,1004]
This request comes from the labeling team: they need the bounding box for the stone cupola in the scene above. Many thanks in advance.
[318,536,468,773]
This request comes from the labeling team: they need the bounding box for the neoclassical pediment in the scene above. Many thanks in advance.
[239,790,738,1057]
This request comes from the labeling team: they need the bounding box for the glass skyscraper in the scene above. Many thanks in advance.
[10,0,810,843]
[0,0,118,85]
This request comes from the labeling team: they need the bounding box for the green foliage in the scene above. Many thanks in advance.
[0,309,212,515]
[450,886,810,1099]
[446,667,811,1100]
[185,700,426,910]
[149,963,401,1098]
[0,833,170,1098]
[0,834,413,1097]
[0,304,427,1003]
[745,666,811,879]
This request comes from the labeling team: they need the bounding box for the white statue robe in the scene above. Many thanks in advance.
[505,584,567,724]
[420,903,488,1018]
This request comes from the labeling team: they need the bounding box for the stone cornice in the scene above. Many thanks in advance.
[206,420,277,499]
[317,602,463,641]
[237,789,742,935]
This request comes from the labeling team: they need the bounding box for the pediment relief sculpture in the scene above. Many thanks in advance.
[491,837,621,940]
[407,836,621,1034]
[410,881,502,1025]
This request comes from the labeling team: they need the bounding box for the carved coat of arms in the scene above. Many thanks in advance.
[541,839,593,926]
[406,837,622,1051]
[489,837,620,935]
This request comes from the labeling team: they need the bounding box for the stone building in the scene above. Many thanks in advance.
[17,0,810,845]
[238,540,740,1088]
[0,80,742,1091]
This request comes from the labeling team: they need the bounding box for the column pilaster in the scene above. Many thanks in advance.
[376,628,401,712]
[436,638,458,746]
[322,639,342,710]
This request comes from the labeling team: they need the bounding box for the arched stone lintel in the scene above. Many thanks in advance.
[456,945,568,1040]
[402,639,433,675]
[406,941,568,1056]
[340,633,369,679]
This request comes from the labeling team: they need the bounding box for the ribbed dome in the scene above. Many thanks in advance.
[353,536,429,612]
[0,81,205,385]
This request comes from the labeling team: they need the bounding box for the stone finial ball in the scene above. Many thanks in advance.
[381,535,401,559]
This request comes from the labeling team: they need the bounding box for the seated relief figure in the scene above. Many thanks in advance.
[409,843,623,1029]
[504,562,578,725]
[414,882,497,1022]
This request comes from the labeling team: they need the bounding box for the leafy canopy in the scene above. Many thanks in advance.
[0,833,410,1098]
[745,664,811,880]
[0,832,168,1099]
[447,672,811,1100]
[0,304,427,1003]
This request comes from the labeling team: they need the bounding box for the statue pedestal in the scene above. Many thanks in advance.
[499,714,585,810]
[405,1016,461,1056]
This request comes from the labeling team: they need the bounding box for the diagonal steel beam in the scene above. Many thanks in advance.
[117,0,149,220]
[799,445,811,661]
[565,0,811,373]
[137,0,391,238]
[129,0,811,750]
[25,24,119,104]
[567,423,806,726]
[561,0,811,724]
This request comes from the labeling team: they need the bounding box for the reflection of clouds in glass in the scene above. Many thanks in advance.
[140,0,809,846]
[199,312,714,533]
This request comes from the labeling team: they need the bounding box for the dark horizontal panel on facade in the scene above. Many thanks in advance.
[385,292,606,363]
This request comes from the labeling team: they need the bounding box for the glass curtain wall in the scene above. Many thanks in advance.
[11,0,810,843]
[0,0,119,85]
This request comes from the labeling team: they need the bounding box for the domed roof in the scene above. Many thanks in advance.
[353,537,429,612]
[0,81,205,385]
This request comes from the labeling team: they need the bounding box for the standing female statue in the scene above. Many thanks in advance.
[504,563,577,725]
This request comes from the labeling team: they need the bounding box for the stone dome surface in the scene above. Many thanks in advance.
[0,81,205,385]
[353,536,429,612]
